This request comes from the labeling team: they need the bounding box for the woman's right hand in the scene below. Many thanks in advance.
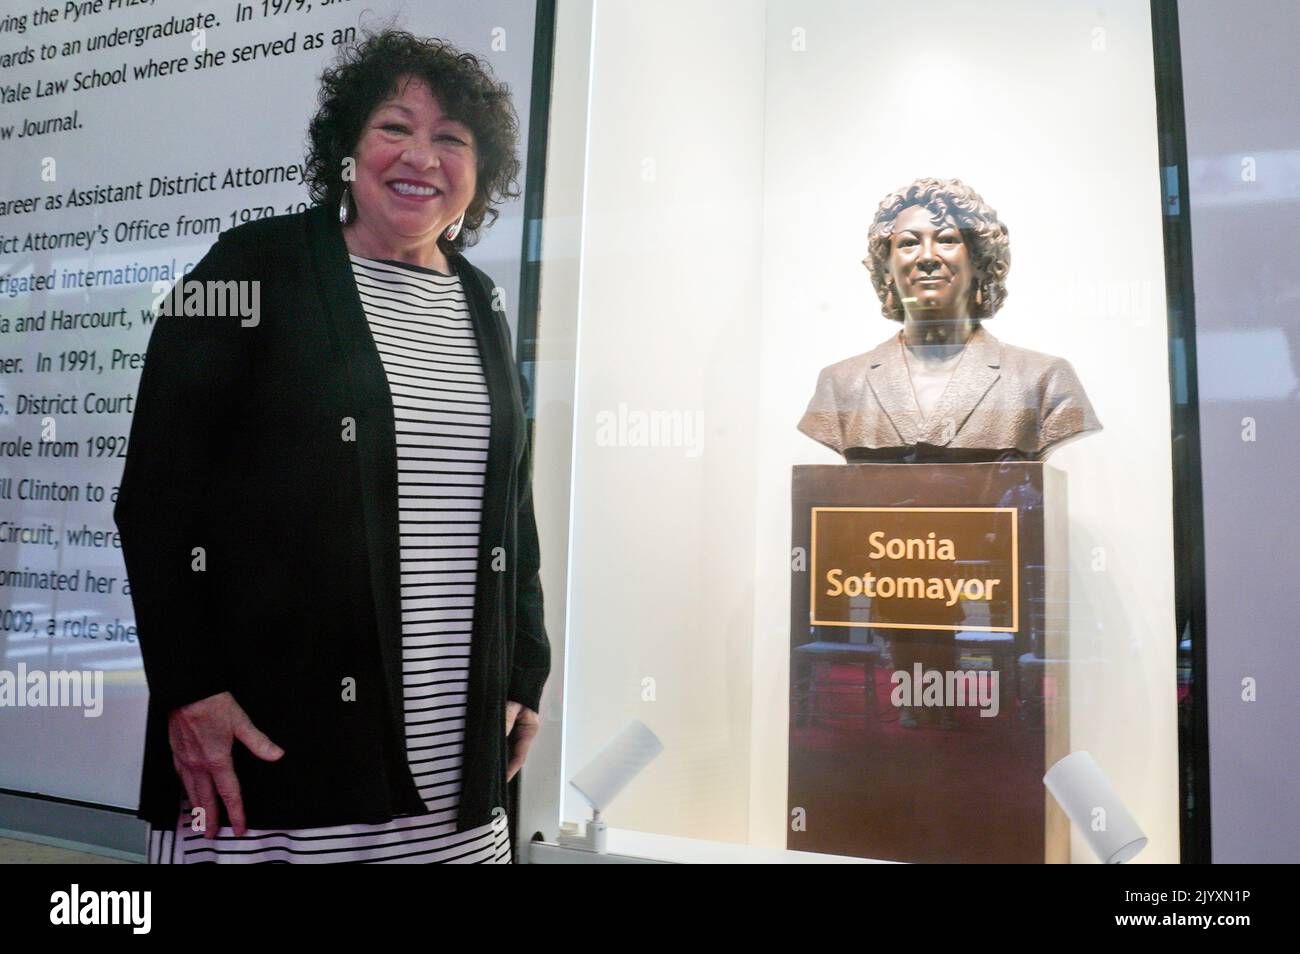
[167,691,285,839]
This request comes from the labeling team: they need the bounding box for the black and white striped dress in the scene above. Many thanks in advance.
[145,254,508,863]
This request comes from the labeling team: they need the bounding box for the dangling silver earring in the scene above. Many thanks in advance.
[338,185,353,226]
[444,211,465,241]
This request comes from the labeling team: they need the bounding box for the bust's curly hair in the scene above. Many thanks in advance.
[863,177,1010,322]
[304,28,521,253]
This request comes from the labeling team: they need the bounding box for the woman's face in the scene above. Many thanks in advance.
[347,75,478,249]
[887,204,976,320]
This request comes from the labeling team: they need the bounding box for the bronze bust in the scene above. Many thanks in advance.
[798,177,1101,462]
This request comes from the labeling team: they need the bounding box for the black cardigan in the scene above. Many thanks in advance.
[114,201,550,831]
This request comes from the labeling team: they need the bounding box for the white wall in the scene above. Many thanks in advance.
[558,0,768,840]
[1178,0,1300,863]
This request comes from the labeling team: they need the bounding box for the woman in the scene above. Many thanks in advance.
[798,176,1102,461]
[115,31,549,862]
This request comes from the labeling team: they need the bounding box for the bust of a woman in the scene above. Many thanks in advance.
[798,177,1101,462]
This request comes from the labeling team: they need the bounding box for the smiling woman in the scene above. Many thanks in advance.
[120,28,548,865]
[341,77,479,273]
[306,29,522,263]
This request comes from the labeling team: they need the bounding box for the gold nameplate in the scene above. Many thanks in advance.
[810,507,1019,632]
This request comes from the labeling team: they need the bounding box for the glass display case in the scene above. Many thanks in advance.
[522,0,1196,863]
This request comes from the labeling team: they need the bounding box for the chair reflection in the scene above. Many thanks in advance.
[791,633,884,728]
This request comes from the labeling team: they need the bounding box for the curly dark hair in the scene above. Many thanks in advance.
[863,177,1011,323]
[304,28,522,253]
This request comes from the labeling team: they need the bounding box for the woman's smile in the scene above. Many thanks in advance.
[387,178,444,201]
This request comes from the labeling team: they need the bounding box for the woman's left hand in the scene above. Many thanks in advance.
[505,701,541,781]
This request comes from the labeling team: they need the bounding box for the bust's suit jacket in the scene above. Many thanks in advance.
[114,201,550,830]
[797,325,1101,459]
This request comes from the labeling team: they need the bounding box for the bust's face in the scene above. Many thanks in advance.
[887,204,976,321]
